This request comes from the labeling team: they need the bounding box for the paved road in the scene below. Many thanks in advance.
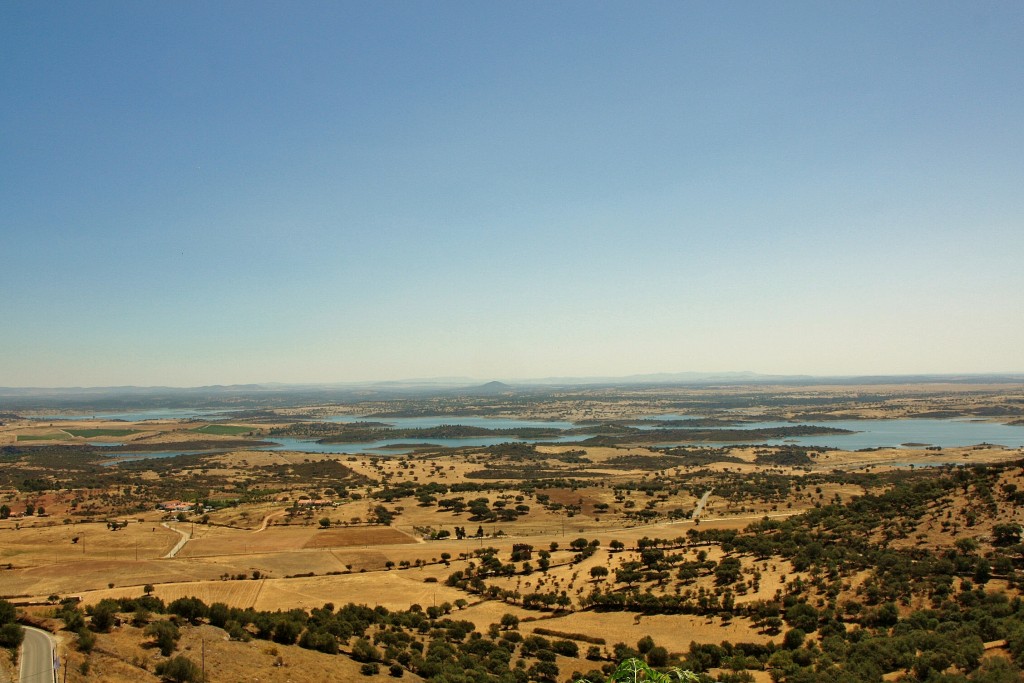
[161,522,191,558]
[19,627,56,683]
[691,488,713,520]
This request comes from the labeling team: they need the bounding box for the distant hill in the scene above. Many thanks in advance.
[454,381,514,396]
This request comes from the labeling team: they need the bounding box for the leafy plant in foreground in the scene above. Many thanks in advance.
[602,658,699,682]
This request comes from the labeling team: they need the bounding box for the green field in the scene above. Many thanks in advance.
[16,433,68,441]
[191,424,253,436]
[63,428,138,437]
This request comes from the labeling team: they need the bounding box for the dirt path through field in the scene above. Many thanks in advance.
[254,510,286,532]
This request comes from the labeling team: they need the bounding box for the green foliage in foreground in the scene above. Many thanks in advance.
[602,658,699,682]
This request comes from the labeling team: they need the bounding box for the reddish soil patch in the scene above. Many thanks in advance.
[543,487,612,515]
[302,527,417,548]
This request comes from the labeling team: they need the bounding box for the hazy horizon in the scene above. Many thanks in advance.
[3,370,1024,393]
[3,3,1022,387]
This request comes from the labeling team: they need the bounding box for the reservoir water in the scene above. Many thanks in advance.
[259,415,586,454]
[104,418,594,462]
[731,418,1024,450]
[264,432,592,454]
[32,407,1024,450]
[321,415,577,430]
[78,414,1024,464]
[616,414,1024,449]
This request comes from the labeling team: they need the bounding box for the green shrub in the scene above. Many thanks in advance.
[145,620,181,656]
[155,655,203,683]
[76,627,96,653]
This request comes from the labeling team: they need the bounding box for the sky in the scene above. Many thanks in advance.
[2,2,1023,387]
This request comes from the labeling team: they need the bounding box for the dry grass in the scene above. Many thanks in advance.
[528,611,771,653]
[52,622,416,683]
[174,523,417,558]
[77,571,471,613]
[302,526,416,548]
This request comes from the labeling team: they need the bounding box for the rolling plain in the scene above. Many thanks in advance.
[1,381,1024,682]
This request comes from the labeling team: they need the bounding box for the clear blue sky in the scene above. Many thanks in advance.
[2,2,1022,387]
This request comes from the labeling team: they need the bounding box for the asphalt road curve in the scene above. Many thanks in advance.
[20,626,56,683]
[692,488,713,519]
